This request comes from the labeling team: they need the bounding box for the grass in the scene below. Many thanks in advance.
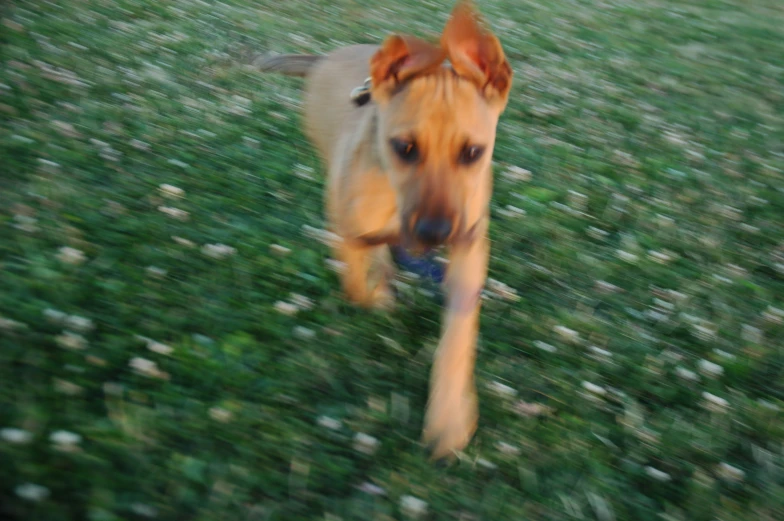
[1,0,783,519]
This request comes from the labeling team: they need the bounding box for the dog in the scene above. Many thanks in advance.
[257,1,512,459]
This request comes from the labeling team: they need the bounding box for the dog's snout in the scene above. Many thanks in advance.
[414,218,452,245]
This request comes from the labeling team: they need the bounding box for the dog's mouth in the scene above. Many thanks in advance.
[354,215,482,253]
[400,239,439,256]
[399,214,481,253]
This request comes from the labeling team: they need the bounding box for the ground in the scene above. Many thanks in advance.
[1,0,783,520]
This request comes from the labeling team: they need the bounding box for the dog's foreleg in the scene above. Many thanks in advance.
[423,229,488,459]
[337,240,394,309]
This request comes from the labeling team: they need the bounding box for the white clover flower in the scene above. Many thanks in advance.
[38,158,61,170]
[741,325,762,344]
[400,495,428,519]
[691,324,717,342]
[582,381,607,396]
[713,349,736,361]
[487,278,520,302]
[64,315,94,333]
[130,139,151,151]
[762,306,784,324]
[146,266,167,279]
[270,244,291,256]
[616,250,639,264]
[325,259,346,273]
[57,246,86,265]
[357,482,386,495]
[702,392,729,413]
[477,458,498,470]
[293,326,315,340]
[488,381,517,398]
[675,366,699,382]
[668,290,687,302]
[568,190,588,210]
[496,441,521,456]
[15,483,50,502]
[758,400,779,411]
[172,236,196,248]
[290,293,314,311]
[208,407,232,423]
[353,432,380,455]
[648,250,673,264]
[645,466,671,482]
[716,462,745,482]
[158,183,184,199]
[534,340,557,353]
[129,357,168,379]
[274,301,298,316]
[13,214,38,233]
[158,206,189,221]
[130,357,155,373]
[302,225,342,248]
[697,359,724,378]
[1,427,33,444]
[147,340,173,356]
[554,325,580,343]
[53,379,84,396]
[498,205,526,219]
[0,317,25,331]
[316,415,341,430]
[588,226,609,240]
[55,331,88,351]
[130,503,159,518]
[712,274,732,284]
[663,131,686,147]
[201,243,237,259]
[50,430,82,446]
[501,165,532,182]
[167,159,189,168]
[513,400,550,417]
[657,214,675,227]
[43,308,67,323]
[589,345,613,361]
[594,280,621,294]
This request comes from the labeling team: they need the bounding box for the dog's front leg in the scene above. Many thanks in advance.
[423,228,488,459]
[337,239,394,310]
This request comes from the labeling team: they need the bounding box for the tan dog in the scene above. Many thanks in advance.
[257,1,512,459]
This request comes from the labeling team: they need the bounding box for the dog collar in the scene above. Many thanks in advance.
[350,77,372,107]
[390,245,445,284]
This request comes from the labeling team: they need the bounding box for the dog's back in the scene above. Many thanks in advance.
[257,45,379,166]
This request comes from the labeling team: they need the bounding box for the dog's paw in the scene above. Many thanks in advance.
[422,388,478,461]
[369,282,395,310]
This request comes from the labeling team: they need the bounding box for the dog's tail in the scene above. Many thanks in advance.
[253,53,322,77]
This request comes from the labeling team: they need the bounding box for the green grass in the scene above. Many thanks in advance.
[1,0,783,519]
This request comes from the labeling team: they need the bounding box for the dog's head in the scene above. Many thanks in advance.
[369,1,512,250]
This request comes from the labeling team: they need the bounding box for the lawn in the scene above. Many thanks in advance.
[1,0,783,519]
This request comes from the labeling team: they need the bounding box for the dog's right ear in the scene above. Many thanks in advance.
[370,35,446,103]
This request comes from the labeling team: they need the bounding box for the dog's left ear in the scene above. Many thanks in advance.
[441,1,513,109]
[370,35,447,103]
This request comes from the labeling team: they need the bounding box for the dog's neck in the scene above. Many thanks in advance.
[351,63,458,108]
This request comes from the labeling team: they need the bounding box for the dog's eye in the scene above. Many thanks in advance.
[390,138,419,164]
[459,145,485,165]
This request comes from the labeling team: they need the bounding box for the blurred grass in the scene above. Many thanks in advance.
[1,0,783,520]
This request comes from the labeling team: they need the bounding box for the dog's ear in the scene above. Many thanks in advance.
[370,35,447,103]
[441,1,512,109]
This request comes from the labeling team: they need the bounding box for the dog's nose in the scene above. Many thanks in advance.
[414,218,452,245]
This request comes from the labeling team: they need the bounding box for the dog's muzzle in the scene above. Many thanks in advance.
[413,218,453,247]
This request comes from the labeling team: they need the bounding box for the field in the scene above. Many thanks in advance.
[1,0,783,519]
